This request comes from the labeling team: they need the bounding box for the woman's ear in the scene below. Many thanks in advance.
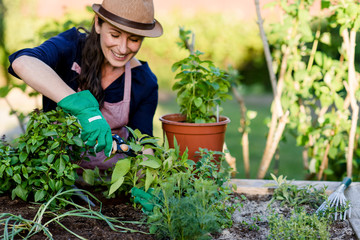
[94,15,101,34]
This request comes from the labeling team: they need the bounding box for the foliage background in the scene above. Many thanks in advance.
[0,0,316,180]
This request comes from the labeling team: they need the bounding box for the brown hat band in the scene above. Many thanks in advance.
[98,6,156,30]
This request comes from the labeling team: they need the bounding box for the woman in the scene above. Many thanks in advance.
[8,0,163,170]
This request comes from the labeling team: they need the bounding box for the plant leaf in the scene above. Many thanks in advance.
[19,152,28,163]
[12,185,28,201]
[109,177,124,196]
[139,158,161,169]
[145,168,154,191]
[194,97,203,107]
[83,169,95,185]
[35,190,46,202]
[111,159,131,183]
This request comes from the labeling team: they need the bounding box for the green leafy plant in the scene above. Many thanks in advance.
[106,128,191,196]
[268,207,331,240]
[146,150,237,240]
[171,27,232,123]
[105,130,239,240]
[104,130,239,240]
[268,174,327,208]
[240,214,263,231]
[0,188,146,240]
[316,198,352,221]
[0,108,89,205]
[266,174,333,239]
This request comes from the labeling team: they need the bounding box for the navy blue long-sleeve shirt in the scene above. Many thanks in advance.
[8,27,158,136]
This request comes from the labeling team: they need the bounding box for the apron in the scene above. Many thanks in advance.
[77,62,132,170]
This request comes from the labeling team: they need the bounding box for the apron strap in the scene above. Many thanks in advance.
[123,62,131,102]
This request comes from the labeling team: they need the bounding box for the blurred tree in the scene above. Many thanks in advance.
[0,0,10,84]
[0,0,38,133]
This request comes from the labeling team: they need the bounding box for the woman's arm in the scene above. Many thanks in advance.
[11,55,75,103]
[12,55,113,155]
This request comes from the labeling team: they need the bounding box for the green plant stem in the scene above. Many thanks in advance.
[49,220,87,240]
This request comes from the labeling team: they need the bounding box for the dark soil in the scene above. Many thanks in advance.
[0,191,155,240]
[0,191,357,239]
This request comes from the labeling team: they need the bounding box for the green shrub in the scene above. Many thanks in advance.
[104,129,191,196]
[147,150,236,240]
[269,174,327,208]
[0,109,89,205]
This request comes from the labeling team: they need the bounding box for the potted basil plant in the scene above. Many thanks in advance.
[160,27,232,161]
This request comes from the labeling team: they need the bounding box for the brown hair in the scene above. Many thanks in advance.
[77,18,105,107]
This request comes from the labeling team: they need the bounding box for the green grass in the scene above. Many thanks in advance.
[154,92,307,180]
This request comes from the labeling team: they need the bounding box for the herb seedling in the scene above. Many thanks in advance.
[268,207,331,240]
[172,27,232,123]
[268,173,327,208]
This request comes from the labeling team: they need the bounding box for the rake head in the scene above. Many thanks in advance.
[316,177,352,220]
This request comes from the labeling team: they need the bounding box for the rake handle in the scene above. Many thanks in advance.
[341,177,352,189]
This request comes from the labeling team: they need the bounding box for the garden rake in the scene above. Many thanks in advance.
[316,177,352,220]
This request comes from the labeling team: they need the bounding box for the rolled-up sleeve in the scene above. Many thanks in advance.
[8,27,80,79]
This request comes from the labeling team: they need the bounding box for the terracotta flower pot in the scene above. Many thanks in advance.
[159,113,230,161]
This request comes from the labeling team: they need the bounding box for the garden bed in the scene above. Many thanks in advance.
[0,179,359,239]
[215,179,360,240]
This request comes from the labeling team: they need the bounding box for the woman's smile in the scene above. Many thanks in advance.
[111,50,126,61]
[95,16,144,68]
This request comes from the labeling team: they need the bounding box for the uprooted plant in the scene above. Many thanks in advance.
[0,188,146,240]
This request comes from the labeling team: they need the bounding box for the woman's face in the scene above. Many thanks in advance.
[95,16,144,68]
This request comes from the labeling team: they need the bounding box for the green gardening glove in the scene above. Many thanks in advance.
[58,90,112,156]
[131,187,156,213]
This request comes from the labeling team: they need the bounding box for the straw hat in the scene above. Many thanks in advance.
[92,0,163,38]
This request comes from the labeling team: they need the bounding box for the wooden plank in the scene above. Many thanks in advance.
[346,184,360,239]
[230,179,347,194]
[349,219,360,240]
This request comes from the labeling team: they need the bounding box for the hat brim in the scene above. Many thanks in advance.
[92,4,163,38]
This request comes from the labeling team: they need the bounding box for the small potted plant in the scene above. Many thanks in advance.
[160,27,232,161]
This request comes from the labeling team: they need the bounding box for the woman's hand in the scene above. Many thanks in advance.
[58,90,113,156]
